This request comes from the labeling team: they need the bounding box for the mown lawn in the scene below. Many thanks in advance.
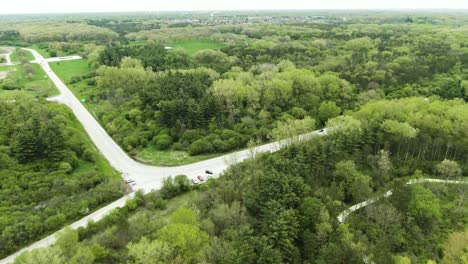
[135,147,218,166]
[169,39,226,55]
[50,59,91,83]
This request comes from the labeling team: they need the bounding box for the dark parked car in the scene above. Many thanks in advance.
[205,170,213,175]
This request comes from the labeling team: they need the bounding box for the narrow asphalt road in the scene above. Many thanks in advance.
[337,178,468,223]
[0,49,328,263]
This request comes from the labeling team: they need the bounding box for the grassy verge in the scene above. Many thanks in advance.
[169,39,226,55]
[49,59,103,116]
[135,147,219,166]
[29,45,52,58]
[68,115,120,180]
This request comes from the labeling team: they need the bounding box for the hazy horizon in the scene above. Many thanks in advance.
[1,0,467,15]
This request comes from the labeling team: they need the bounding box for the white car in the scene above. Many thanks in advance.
[191,178,199,185]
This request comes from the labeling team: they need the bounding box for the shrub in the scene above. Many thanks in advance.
[149,198,167,210]
[188,139,213,155]
[154,134,173,150]
[172,142,184,150]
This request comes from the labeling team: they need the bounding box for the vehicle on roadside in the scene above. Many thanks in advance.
[192,178,199,184]
[124,178,135,184]
[197,175,205,182]
[318,129,325,133]
[205,170,213,175]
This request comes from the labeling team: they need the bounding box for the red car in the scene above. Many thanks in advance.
[197,175,205,182]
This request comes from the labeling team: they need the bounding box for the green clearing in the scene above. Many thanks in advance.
[49,59,90,82]
[169,39,226,55]
[10,48,35,62]
[0,63,58,99]
[135,147,218,166]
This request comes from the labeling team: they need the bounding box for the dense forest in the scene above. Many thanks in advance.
[0,101,124,258]
[72,20,468,160]
[14,97,467,263]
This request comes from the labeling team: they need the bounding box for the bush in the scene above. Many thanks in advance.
[188,139,214,155]
[160,175,191,199]
[82,148,95,162]
[181,129,205,144]
[172,142,184,150]
[70,75,83,84]
[87,78,96,86]
[149,197,167,210]
[154,134,173,150]
[126,198,138,211]
[213,139,229,152]
[174,175,191,193]
[44,213,66,231]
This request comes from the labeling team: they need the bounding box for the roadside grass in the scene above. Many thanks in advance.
[29,45,52,58]
[49,59,102,116]
[68,115,120,180]
[135,147,219,166]
[169,39,226,55]
[49,59,91,82]
[0,63,59,98]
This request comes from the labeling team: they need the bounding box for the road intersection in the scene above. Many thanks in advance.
[0,49,328,263]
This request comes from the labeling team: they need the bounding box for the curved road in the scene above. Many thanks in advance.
[338,178,468,223]
[0,49,328,263]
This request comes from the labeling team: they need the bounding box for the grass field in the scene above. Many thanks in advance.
[169,39,226,55]
[50,59,90,82]
[135,147,218,166]
[0,63,58,99]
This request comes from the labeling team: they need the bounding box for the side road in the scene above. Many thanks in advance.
[337,178,468,223]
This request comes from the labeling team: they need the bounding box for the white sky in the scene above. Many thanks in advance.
[0,0,467,14]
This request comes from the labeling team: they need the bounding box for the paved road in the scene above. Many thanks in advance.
[0,49,328,263]
[337,178,468,223]
[0,47,17,66]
